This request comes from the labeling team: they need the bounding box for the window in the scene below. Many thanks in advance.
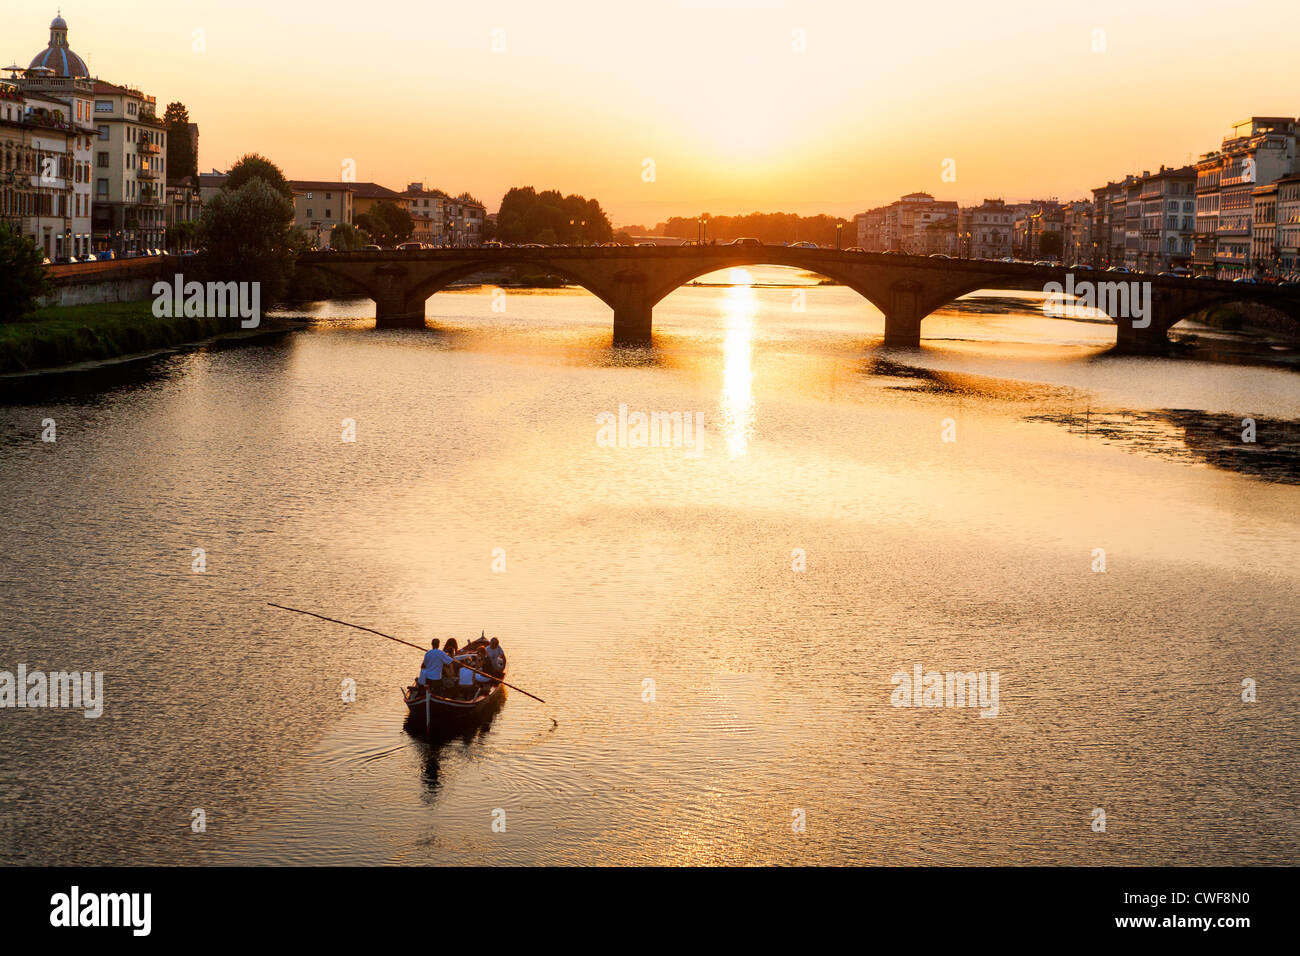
[97,152,109,167]
[97,125,109,140]
[325,209,331,219]
[97,178,108,197]
[307,208,313,218]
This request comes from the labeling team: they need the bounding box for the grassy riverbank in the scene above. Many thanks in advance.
[0,301,260,374]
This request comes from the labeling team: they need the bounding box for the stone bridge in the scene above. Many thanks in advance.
[297,247,1300,351]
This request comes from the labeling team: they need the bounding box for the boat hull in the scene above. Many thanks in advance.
[402,669,507,731]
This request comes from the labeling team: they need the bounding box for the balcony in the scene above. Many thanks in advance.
[137,141,161,155]
[136,167,159,181]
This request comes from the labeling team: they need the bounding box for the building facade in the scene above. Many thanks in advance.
[1137,165,1196,272]
[1277,173,1300,278]
[853,192,958,255]
[960,199,1014,260]
[290,181,354,248]
[90,80,168,253]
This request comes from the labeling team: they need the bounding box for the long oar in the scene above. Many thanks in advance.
[267,602,546,704]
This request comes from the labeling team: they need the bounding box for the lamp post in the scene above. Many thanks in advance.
[836,222,843,250]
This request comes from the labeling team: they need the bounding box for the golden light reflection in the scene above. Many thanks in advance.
[720,268,756,458]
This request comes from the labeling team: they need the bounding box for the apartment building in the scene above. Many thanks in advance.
[1194,117,1298,276]
[1277,173,1300,276]
[290,181,354,248]
[854,192,958,255]
[1137,165,1196,272]
[90,80,168,253]
[960,199,1014,260]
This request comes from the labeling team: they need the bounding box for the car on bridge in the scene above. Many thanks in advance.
[636,241,657,247]
[788,241,818,249]
[728,237,762,247]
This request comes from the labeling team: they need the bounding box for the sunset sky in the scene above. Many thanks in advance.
[13,1,1300,224]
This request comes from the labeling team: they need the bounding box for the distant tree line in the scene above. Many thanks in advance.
[495,188,614,245]
[653,213,856,246]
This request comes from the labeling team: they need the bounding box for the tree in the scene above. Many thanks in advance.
[223,153,293,202]
[330,223,362,251]
[0,225,50,322]
[197,178,296,305]
[163,102,197,182]
[372,201,413,243]
[494,186,613,244]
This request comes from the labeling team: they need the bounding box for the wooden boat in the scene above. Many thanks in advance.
[402,661,507,730]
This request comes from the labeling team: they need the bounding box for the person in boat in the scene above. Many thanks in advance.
[484,637,506,677]
[417,638,455,691]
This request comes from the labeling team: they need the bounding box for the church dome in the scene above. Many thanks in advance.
[28,14,89,78]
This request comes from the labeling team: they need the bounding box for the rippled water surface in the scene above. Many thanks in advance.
[0,269,1296,865]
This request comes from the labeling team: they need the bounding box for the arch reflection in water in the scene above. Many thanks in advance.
[720,268,756,458]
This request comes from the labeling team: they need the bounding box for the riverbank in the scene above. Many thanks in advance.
[0,301,298,375]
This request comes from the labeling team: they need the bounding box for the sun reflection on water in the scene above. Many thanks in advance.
[720,268,756,458]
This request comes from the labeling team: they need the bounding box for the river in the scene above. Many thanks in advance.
[0,267,1296,865]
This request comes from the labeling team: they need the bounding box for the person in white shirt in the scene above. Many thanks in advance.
[417,639,455,690]
[484,637,506,676]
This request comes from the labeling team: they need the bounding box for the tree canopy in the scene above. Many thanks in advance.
[223,153,293,202]
[494,187,613,244]
[163,102,197,183]
[354,201,413,245]
[197,178,297,304]
[0,224,50,323]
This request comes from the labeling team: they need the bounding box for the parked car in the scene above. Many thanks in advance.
[844,246,866,253]
[789,241,818,249]
[1105,266,1131,274]
[361,244,382,251]
[397,241,423,251]
[482,240,502,248]
[728,237,762,247]
[635,241,657,247]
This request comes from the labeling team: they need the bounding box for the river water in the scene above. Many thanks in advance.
[0,267,1296,865]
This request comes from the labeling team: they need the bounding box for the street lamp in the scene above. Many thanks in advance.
[836,222,843,250]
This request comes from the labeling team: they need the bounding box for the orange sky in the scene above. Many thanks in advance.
[13,1,1300,224]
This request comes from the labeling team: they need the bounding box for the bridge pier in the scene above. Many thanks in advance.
[883,282,923,347]
[611,273,653,346]
[373,265,426,329]
[1113,319,1172,354]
